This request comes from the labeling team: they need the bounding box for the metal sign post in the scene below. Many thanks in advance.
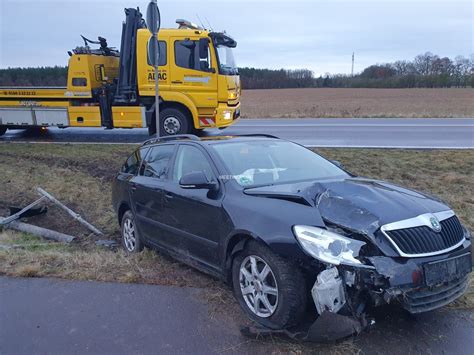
[146,0,161,137]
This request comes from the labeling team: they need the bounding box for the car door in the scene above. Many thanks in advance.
[171,38,218,111]
[161,143,226,267]
[130,144,176,247]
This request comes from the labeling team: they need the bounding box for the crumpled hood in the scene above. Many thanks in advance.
[244,177,450,235]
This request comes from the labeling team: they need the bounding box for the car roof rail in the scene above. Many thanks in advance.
[142,134,200,146]
[234,134,279,139]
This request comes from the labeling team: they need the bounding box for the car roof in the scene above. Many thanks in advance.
[141,134,281,148]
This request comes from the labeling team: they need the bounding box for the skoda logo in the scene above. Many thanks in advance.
[430,216,442,232]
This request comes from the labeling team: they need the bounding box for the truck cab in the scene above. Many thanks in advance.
[136,22,241,135]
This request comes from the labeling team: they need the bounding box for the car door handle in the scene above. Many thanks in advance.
[171,80,183,84]
[164,193,174,200]
[130,183,137,192]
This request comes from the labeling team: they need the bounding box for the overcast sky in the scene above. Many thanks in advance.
[0,0,472,75]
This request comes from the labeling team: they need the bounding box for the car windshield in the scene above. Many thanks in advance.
[216,45,238,75]
[211,140,349,187]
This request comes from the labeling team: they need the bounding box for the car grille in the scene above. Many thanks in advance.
[402,276,469,313]
[383,215,464,256]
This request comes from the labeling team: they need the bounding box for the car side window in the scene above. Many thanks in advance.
[121,148,149,175]
[141,145,175,179]
[172,145,214,183]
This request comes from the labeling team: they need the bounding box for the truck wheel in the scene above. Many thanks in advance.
[232,240,307,329]
[159,107,190,136]
[0,126,7,136]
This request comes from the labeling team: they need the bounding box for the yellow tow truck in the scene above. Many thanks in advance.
[0,8,240,136]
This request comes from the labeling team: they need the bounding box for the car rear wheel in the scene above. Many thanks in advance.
[121,210,143,253]
[0,126,7,136]
[232,240,307,329]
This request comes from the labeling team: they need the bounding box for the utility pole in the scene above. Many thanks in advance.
[351,52,355,77]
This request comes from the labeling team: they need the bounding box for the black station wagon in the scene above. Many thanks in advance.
[112,134,471,338]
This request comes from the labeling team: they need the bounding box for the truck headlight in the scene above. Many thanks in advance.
[293,225,372,268]
[222,110,232,120]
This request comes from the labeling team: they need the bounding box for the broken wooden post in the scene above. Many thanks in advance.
[37,187,103,236]
[0,217,75,243]
[0,196,47,226]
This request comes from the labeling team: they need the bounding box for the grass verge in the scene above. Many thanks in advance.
[0,144,472,352]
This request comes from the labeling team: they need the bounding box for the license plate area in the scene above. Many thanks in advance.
[424,253,472,286]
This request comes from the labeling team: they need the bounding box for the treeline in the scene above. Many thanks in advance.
[1,52,472,89]
[241,53,474,89]
[238,68,315,89]
[0,66,68,86]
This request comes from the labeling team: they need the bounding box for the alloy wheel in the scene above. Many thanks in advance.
[239,255,279,318]
[122,217,136,252]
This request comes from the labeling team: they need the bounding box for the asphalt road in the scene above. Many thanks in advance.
[1,118,473,148]
[1,277,473,354]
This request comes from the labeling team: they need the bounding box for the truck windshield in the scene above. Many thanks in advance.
[216,45,238,75]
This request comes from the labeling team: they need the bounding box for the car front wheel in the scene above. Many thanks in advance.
[232,240,307,329]
[121,210,143,253]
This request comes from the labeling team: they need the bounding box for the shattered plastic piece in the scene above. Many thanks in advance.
[240,311,365,342]
[95,240,119,248]
[312,267,346,314]
[344,270,356,287]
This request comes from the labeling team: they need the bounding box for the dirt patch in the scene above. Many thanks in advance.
[240,88,474,118]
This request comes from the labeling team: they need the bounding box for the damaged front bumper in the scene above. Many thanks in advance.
[305,240,472,341]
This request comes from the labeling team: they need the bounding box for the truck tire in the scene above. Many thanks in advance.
[232,240,307,329]
[159,107,191,136]
[0,126,7,136]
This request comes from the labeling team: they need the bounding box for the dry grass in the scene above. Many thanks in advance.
[0,144,472,353]
[240,88,474,118]
[0,143,134,238]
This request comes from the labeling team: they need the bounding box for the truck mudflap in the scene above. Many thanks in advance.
[241,311,368,342]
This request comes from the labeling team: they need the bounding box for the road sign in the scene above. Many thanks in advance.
[147,36,160,67]
[146,0,161,35]
[146,0,161,137]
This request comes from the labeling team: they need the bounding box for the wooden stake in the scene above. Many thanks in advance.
[37,187,103,236]
[0,217,75,243]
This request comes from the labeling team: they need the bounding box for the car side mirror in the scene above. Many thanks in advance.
[331,160,343,168]
[179,171,218,191]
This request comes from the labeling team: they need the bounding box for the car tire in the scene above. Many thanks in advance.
[121,210,144,253]
[0,126,6,136]
[232,240,307,329]
[159,107,190,136]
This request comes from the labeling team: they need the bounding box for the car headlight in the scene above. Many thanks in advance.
[293,225,372,268]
